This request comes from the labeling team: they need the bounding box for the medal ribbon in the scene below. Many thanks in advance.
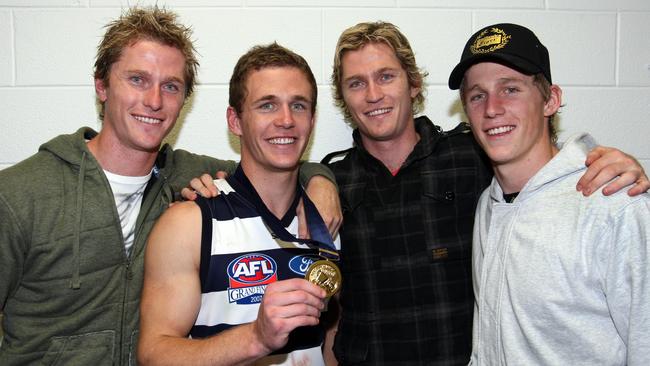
[228,166,339,261]
[296,184,339,261]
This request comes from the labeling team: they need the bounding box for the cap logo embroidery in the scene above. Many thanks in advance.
[470,27,511,54]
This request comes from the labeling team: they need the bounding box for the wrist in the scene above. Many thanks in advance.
[246,322,273,359]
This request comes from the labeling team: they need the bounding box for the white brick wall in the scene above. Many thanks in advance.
[0,1,648,172]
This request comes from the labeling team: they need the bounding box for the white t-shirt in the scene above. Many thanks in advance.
[104,169,152,255]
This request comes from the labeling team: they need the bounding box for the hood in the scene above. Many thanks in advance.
[39,127,99,168]
[488,132,596,203]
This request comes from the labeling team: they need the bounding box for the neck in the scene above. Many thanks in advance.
[240,160,298,219]
[493,142,559,194]
[360,121,420,172]
[87,133,158,176]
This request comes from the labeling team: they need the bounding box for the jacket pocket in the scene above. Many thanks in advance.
[420,167,479,262]
[41,330,115,366]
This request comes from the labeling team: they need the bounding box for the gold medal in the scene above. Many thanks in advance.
[305,260,342,297]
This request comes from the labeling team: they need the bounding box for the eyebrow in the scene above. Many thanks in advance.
[252,95,313,105]
[292,95,312,105]
[165,76,185,85]
[376,67,398,74]
[496,77,526,85]
[125,69,185,85]
[466,76,527,92]
[342,67,399,84]
[252,95,277,104]
[342,74,363,84]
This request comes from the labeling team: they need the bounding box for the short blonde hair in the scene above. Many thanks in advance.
[331,21,428,123]
[94,6,199,118]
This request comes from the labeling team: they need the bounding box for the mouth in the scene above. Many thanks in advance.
[133,114,163,125]
[365,107,392,117]
[486,125,515,136]
[268,137,296,145]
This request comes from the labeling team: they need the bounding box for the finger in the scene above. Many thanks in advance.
[579,146,634,193]
[180,187,198,201]
[599,174,630,196]
[577,157,607,193]
[603,171,650,196]
[199,174,219,197]
[584,146,608,167]
[264,300,325,320]
[265,278,326,301]
[626,179,650,196]
[296,200,310,239]
[582,164,622,196]
[188,177,207,197]
[262,296,325,324]
[215,170,229,179]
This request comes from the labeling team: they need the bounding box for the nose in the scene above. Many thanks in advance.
[275,104,296,128]
[365,81,383,103]
[484,95,504,118]
[144,87,162,111]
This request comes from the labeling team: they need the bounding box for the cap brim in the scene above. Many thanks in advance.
[448,53,544,90]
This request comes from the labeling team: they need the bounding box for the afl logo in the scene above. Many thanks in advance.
[227,253,278,287]
[288,254,321,276]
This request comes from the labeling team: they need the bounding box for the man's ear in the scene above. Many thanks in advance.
[227,106,243,136]
[410,83,421,100]
[95,78,108,103]
[544,84,563,117]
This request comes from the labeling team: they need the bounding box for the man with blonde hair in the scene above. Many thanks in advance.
[0,8,337,365]
[323,20,649,365]
[449,23,650,365]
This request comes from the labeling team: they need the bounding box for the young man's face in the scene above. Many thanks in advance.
[95,40,186,154]
[228,66,315,174]
[340,42,419,144]
[462,62,560,168]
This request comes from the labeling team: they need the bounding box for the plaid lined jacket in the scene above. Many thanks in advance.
[323,116,492,365]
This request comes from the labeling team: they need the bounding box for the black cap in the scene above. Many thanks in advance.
[448,23,551,90]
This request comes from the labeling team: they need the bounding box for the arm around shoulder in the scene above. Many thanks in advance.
[578,146,650,196]
[299,161,336,187]
[298,162,342,238]
[172,149,239,177]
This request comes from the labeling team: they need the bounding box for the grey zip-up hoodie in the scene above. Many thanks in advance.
[0,127,238,365]
[470,133,650,365]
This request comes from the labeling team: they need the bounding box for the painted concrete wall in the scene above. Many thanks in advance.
[1,0,648,173]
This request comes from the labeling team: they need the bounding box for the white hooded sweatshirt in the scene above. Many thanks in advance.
[471,133,650,366]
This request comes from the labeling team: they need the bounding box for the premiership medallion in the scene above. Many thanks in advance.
[305,260,341,297]
[237,174,342,297]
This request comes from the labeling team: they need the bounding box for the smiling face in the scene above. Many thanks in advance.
[228,66,315,175]
[462,62,561,172]
[95,39,186,155]
[340,42,419,146]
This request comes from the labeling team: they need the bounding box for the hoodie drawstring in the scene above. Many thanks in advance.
[70,152,86,289]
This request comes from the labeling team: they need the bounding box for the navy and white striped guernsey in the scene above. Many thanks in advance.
[190,166,336,365]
